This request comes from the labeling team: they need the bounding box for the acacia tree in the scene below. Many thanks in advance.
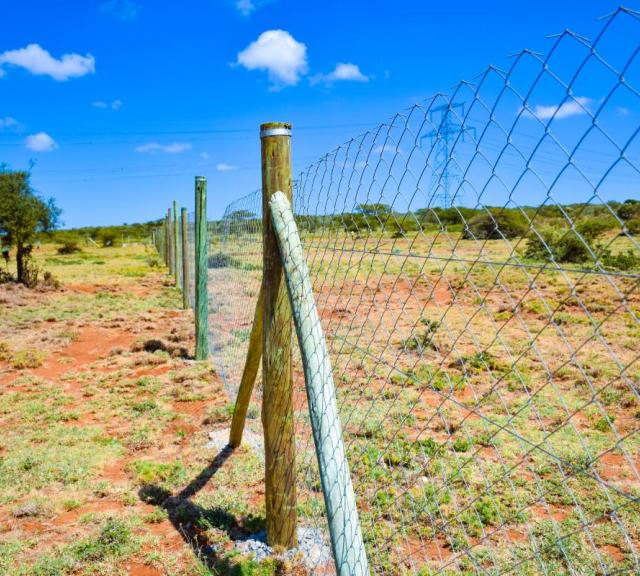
[0,169,60,285]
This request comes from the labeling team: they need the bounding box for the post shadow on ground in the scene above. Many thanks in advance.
[138,445,265,572]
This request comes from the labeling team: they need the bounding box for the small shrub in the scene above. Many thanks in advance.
[463,210,528,240]
[525,230,591,264]
[57,240,82,255]
[131,460,186,486]
[626,219,640,235]
[11,349,45,369]
[599,248,640,271]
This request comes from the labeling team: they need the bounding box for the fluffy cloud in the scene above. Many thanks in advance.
[135,142,191,154]
[93,99,122,110]
[311,63,369,86]
[0,116,24,132]
[100,0,141,21]
[0,44,95,81]
[216,163,238,172]
[527,97,591,120]
[25,132,58,152]
[237,30,308,88]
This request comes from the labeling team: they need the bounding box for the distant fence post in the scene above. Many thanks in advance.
[164,210,170,268]
[173,200,180,286]
[195,177,209,360]
[260,121,297,549]
[167,207,174,275]
[181,207,190,310]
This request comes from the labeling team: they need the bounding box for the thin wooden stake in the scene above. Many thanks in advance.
[229,285,264,448]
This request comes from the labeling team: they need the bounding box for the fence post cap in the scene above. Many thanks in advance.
[260,122,292,138]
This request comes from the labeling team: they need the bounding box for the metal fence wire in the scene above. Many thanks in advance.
[204,7,639,575]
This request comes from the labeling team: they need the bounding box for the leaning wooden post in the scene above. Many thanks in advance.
[173,200,180,286]
[181,207,190,310]
[229,285,264,448]
[261,121,297,548]
[195,177,209,360]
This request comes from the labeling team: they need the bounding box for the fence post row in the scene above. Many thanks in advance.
[260,122,298,549]
[195,176,209,361]
[181,207,190,310]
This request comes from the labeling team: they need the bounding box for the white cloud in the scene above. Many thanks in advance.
[135,142,192,154]
[200,152,210,160]
[311,63,369,86]
[526,96,591,120]
[25,132,58,152]
[0,116,24,132]
[237,30,308,88]
[236,0,255,15]
[100,0,141,21]
[617,107,630,117]
[373,144,399,155]
[216,163,238,172]
[93,99,122,110]
[0,44,95,81]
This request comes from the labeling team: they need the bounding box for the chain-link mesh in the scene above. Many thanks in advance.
[166,7,640,575]
[206,195,263,399]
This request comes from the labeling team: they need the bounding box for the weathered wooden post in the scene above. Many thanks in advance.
[167,207,174,275]
[195,177,209,360]
[173,200,180,286]
[181,207,190,310]
[261,122,297,548]
[164,211,170,268]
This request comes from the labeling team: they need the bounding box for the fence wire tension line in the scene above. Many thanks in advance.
[152,7,640,575]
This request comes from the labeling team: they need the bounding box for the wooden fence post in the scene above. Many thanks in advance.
[167,208,174,275]
[260,121,297,548]
[195,177,209,360]
[164,211,171,268]
[173,200,180,286]
[181,207,190,310]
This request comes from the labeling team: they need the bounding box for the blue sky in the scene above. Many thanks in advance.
[0,0,638,227]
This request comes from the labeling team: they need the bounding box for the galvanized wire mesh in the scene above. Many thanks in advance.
[205,195,263,398]
[181,7,640,575]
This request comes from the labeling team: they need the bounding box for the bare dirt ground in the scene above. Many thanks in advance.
[0,245,300,575]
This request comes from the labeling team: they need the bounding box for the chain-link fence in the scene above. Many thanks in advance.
[156,6,640,575]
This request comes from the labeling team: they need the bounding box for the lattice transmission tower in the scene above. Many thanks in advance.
[420,102,474,209]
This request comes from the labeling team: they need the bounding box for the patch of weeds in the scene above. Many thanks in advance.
[131,460,186,487]
[452,437,470,453]
[10,349,46,369]
[203,403,235,425]
[62,498,83,511]
[593,415,615,432]
[71,517,135,561]
[130,399,159,414]
[142,508,168,524]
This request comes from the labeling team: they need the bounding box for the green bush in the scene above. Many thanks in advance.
[626,219,640,235]
[575,216,618,241]
[525,230,591,263]
[462,210,528,240]
[56,239,82,254]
